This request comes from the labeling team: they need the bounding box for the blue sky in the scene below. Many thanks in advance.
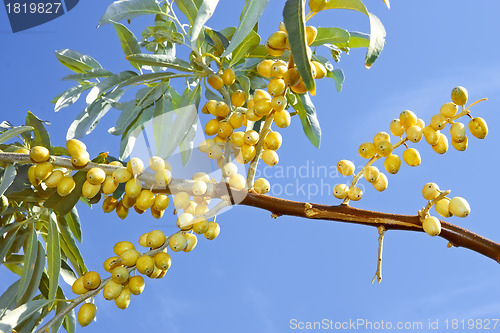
[2,1,500,332]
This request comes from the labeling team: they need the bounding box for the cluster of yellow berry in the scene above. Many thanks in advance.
[332,86,488,203]
[420,182,471,236]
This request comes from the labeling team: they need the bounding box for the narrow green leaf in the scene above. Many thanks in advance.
[98,0,162,26]
[126,54,193,72]
[0,299,52,333]
[0,280,19,318]
[65,208,82,243]
[63,309,76,333]
[153,96,174,155]
[310,27,350,47]
[327,68,344,92]
[44,172,86,216]
[283,0,315,92]
[0,164,16,197]
[221,0,269,57]
[119,72,176,87]
[365,12,386,68]
[60,259,77,286]
[17,240,45,305]
[86,71,137,105]
[0,227,20,264]
[190,0,219,49]
[56,216,87,276]
[291,93,321,148]
[55,49,102,73]
[0,126,33,144]
[119,105,156,159]
[175,0,199,25]
[25,112,50,148]
[334,31,369,49]
[47,217,61,301]
[138,82,170,108]
[113,22,142,70]
[324,0,368,14]
[236,75,251,98]
[55,84,94,112]
[108,102,138,137]
[15,304,43,333]
[61,68,114,81]
[229,30,260,66]
[17,226,37,301]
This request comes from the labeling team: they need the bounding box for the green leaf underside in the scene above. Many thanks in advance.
[175,0,200,25]
[0,299,52,332]
[0,164,17,197]
[55,84,94,112]
[55,49,102,73]
[86,71,137,105]
[44,171,86,216]
[327,68,345,92]
[0,126,33,144]
[113,22,142,70]
[26,112,51,148]
[190,0,219,49]
[98,0,162,26]
[229,30,261,65]
[292,93,321,148]
[47,216,61,301]
[17,226,37,301]
[222,0,269,57]
[310,27,350,47]
[61,68,113,81]
[283,0,315,91]
[126,54,193,72]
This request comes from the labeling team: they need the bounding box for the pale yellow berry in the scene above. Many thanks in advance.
[430,114,448,131]
[451,135,468,151]
[257,60,275,78]
[71,151,90,167]
[451,86,468,106]
[146,230,166,248]
[423,126,440,146]
[373,132,391,145]
[431,133,448,154]
[102,175,118,195]
[119,249,141,267]
[373,173,388,192]
[449,197,470,218]
[363,166,380,183]
[111,266,129,284]
[82,181,101,199]
[154,252,172,271]
[43,169,65,188]
[270,61,288,79]
[72,277,89,295]
[136,255,155,275]
[173,192,190,210]
[169,233,188,251]
[228,174,246,190]
[192,172,210,182]
[231,90,247,108]
[204,221,220,240]
[416,118,425,129]
[57,176,76,196]
[192,218,209,234]
[384,154,401,174]
[337,160,355,176]
[103,280,123,300]
[127,157,144,177]
[183,233,198,252]
[114,287,131,309]
[86,167,106,185]
[124,178,142,199]
[113,167,132,183]
[390,119,405,137]
[128,276,145,295]
[435,198,452,218]
[399,110,417,128]
[192,180,207,196]
[103,256,120,273]
[153,194,169,211]
[440,102,458,118]
[402,148,421,167]
[34,162,53,182]
[309,0,327,12]
[468,117,488,139]
[207,145,223,159]
[264,131,282,151]
[450,122,466,143]
[347,187,363,201]
[244,130,260,146]
[177,213,195,230]
[333,184,349,199]
[406,125,422,143]
[253,178,270,194]
[222,163,238,178]
[423,216,441,236]
[375,141,393,157]
[30,146,50,163]
[149,156,165,172]
[113,241,135,256]
[274,110,291,128]
[135,190,155,211]
[82,271,101,290]
[422,183,440,201]
[77,303,96,327]
[358,142,376,159]
[262,149,279,166]
[66,139,87,156]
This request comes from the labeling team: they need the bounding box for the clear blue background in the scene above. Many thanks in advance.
[1,1,500,332]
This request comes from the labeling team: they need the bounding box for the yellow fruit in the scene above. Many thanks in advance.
[402,148,421,167]
[265,43,285,56]
[28,165,40,186]
[173,192,191,210]
[136,255,155,275]
[103,256,120,273]
[191,180,207,196]
[198,139,213,153]
[177,213,195,230]
[231,90,247,108]
[229,112,245,128]
[148,156,165,172]
[283,68,301,87]
[358,142,376,159]
[254,99,273,117]
[153,194,169,211]
[207,74,224,90]
[204,119,220,136]
[222,68,235,85]
[375,141,393,157]
[183,233,198,252]
[114,287,131,310]
[468,117,488,139]
[44,169,64,188]
[423,126,440,146]
[228,174,246,190]
[430,114,448,131]
[245,107,262,121]
[305,26,318,45]
[253,178,271,194]
[423,216,441,236]
[312,61,326,79]
[373,173,388,192]
[30,146,50,163]
[267,78,286,96]
[82,180,101,199]
[150,206,164,219]
[373,132,391,145]
[82,271,101,290]
[113,241,135,256]
[435,197,452,218]
[241,144,256,162]
[384,154,401,174]
[204,221,220,240]
[103,280,123,300]
[399,110,417,128]
[148,266,163,279]
[129,275,145,295]
[451,86,468,106]
[264,131,282,151]
[113,167,132,183]
[108,161,123,167]
[146,230,166,248]
[222,163,238,178]
[451,135,468,151]
[449,197,470,217]
[333,184,349,199]
[86,167,105,185]
[77,303,96,327]
[347,187,363,201]
[262,149,279,166]
[406,125,423,143]
[123,178,141,199]
[270,61,288,79]
[267,31,288,50]
[121,194,136,208]
[192,219,209,234]
[431,133,448,154]
[34,161,53,182]
[422,182,440,201]
[363,166,380,183]
[71,151,90,167]
[135,190,155,211]
[66,139,87,156]
[337,160,355,176]
[291,79,308,94]
[230,132,245,147]
[244,130,260,146]
[102,196,118,213]
[155,169,172,187]
[416,118,425,129]
[257,59,275,78]
[102,175,118,195]
[450,122,466,143]
[440,102,458,118]
[116,200,129,220]
[72,276,89,295]
[218,121,233,138]
[127,157,144,177]
[56,176,76,196]
[216,101,230,117]
[119,249,141,267]
[154,252,172,270]
[205,100,218,116]
[309,0,327,12]
[194,204,209,216]
[169,233,188,251]
[138,233,149,248]
[111,266,129,284]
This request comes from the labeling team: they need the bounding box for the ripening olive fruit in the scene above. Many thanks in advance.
[451,86,468,106]
[28,166,40,186]
[449,197,470,218]
[222,68,235,85]
[267,31,288,50]
[430,114,448,131]
[111,266,129,284]
[264,131,282,151]
[305,26,318,45]
[174,192,191,210]
[406,125,423,143]
[468,117,488,139]
[422,182,440,201]
[291,79,308,94]
[337,160,355,176]
[146,230,167,248]
[309,0,327,12]
[124,178,142,199]
[169,233,188,251]
[136,255,155,276]
[230,132,245,147]
[155,169,172,187]
[440,102,458,118]
[103,256,120,273]
[82,180,101,199]
[71,151,90,167]
[333,184,349,199]
[216,101,230,117]
[153,194,169,211]
[231,90,247,108]
[347,187,363,201]
[375,141,393,157]
[265,42,285,57]
[384,154,401,175]
[363,166,380,183]
[262,149,279,166]
[113,167,132,183]
[44,169,64,188]
[102,196,118,213]
[56,176,76,196]
[86,167,106,185]
[312,61,327,79]
[184,233,198,252]
[254,99,273,117]
[78,303,96,327]
[103,280,124,301]
[192,218,209,234]
[113,241,135,256]
[267,78,286,96]
[177,213,195,230]
[129,275,145,295]
[450,122,466,143]
[431,133,449,154]
[402,148,421,167]
[399,110,417,129]
[423,216,441,236]
[119,249,141,267]
[373,173,388,192]
[30,146,50,163]
[34,161,53,182]
[240,144,256,162]
[204,221,220,240]
[192,180,208,196]
[127,157,144,177]
[257,59,275,78]
[66,139,87,156]
[283,67,301,87]
[274,110,291,128]
[423,126,440,146]
[373,132,391,146]
[389,119,405,137]
[358,142,376,159]
[116,200,129,220]
[115,287,131,310]
[229,112,245,129]
[253,178,271,194]
[451,135,468,151]
[435,197,452,218]
[72,276,89,295]
[245,107,262,121]
[148,156,165,172]
[228,174,246,190]
[207,74,224,90]
[154,252,172,270]
[102,175,118,195]
[82,271,101,290]
[135,190,155,211]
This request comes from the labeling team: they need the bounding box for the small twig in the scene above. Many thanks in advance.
[371,226,386,284]
[246,114,275,188]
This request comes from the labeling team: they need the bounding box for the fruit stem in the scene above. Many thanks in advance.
[246,113,275,189]
[371,225,386,284]
[419,190,451,223]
